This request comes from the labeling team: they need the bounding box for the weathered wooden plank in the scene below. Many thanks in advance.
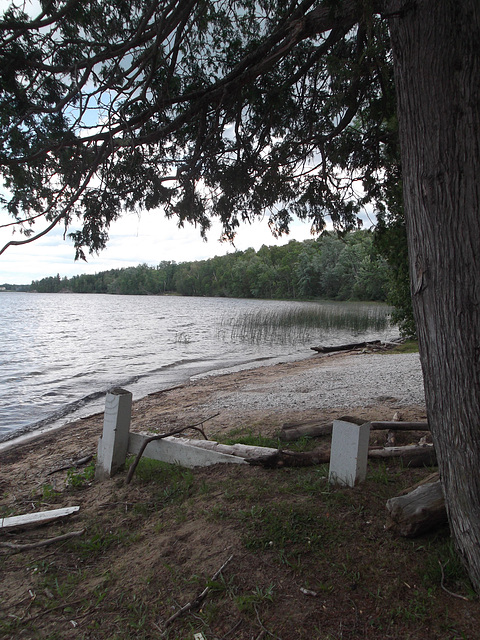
[0,506,80,531]
[173,437,278,459]
[280,420,429,442]
[127,433,248,468]
[279,423,333,441]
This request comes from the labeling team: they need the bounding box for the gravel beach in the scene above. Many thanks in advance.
[197,351,425,414]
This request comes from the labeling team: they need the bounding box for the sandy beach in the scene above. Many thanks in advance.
[0,348,426,496]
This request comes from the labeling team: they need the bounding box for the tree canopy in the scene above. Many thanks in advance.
[30,231,389,300]
[3,0,480,593]
[0,0,399,260]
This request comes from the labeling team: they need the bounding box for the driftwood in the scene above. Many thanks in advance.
[248,447,331,468]
[279,421,333,442]
[398,471,440,494]
[311,340,382,353]
[248,444,436,469]
[371,421,429,431]
[47,454,93,476]
[172,438,277,459]
[163,555,233,628]
[386,480,447,537]
[369,444,437,467]
[0,506,80,531]
[280,418,429,442]
[0,529,85,553]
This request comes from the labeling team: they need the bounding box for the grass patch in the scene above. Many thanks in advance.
[66,458,96,489]
[127,457,194,497]
[2,449,478,640]
[217,428,319,452]
[239,503,336,556]
[68,524,137,559]
[217,429,281,449]
[389,339,419,353]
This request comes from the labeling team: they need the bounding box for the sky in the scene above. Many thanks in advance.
[0,208,321,285]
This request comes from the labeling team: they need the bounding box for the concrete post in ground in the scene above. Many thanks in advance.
[95,388,132,481]
[328,417,370,487]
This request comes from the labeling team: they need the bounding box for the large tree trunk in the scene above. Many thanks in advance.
[388,0,480,588]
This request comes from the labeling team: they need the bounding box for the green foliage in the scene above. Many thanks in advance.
[1,1,397,262]
[127,458,195,510]
[389,339,419,354]
[375,213,416,338]
[239,503,335,555]
[217,430,281,449]
[31,230,391,303]
[66,459,96,489]
[70,525,135,559]
[234,584,275,613]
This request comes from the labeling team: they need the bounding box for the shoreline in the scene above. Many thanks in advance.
[0,349,314,453]
[0,349,426,464]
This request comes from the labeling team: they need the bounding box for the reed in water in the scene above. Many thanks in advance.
[227,303,392,345]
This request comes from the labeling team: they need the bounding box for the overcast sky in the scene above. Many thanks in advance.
[0,208,321,285]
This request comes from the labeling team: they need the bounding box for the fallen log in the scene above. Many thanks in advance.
[247,444,437,469]
[369,444,436,467]
[172,438,277,459]
[279,419,429,442]
[398,471,440,495]
[371,421,429,431]
[386,480,447,537]
[311,340,381,353]
[247,447,330,468]
[279,422,333,442]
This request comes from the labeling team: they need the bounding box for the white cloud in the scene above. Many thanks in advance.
[0,208,317,285]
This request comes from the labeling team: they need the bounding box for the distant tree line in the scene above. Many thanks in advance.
[31,231,390,302]
[0,283,31,292]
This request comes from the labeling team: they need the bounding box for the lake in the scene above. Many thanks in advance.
[0,293,399,441]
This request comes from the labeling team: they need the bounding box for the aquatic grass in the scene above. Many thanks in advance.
[226,302,392,345]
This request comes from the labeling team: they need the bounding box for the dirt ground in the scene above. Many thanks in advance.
[1,351,479,639]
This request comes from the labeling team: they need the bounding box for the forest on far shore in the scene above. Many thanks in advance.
[30,231,390,302]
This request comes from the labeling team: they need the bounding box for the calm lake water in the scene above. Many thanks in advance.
[0,293,399,441]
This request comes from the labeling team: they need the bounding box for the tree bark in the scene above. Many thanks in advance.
[388,0,480,588]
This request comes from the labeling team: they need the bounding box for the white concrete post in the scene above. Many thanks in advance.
[328,417,370,487]
[95,388,132,481]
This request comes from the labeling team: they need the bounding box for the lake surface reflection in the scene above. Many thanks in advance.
[0,293,398,440]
